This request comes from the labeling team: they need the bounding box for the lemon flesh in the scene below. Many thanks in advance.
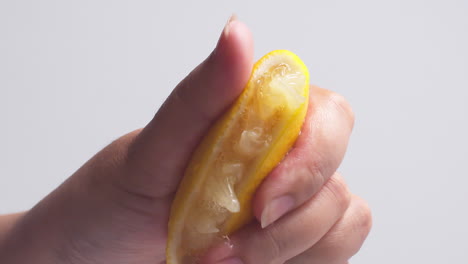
[167,50,310,264]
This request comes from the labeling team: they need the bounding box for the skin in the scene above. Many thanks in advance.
[0,18,372,264]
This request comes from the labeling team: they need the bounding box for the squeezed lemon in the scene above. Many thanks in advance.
[166,50,310,264]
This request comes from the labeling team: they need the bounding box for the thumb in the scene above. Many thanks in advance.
[123,17,254,198]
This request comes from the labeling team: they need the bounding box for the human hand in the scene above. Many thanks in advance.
[0,17,371,264]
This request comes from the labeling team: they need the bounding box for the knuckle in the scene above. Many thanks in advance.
[263,224,285,263]
[352,196,373,240]
[302,145,334,187]
[328,91,355,129]
[323,173,351,213]
[340,195,373,258]
[302,158,328,196]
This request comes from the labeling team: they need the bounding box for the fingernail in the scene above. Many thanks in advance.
[223,14,237,36]
[261,195,295,228]
[216,257,243,264]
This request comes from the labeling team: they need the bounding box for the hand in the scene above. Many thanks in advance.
[0,18,371,264]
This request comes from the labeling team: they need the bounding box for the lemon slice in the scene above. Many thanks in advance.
[166,50,310,264]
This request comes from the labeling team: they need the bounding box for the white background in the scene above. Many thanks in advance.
[1,0,467,263]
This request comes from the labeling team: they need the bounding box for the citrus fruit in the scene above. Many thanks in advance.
[166,50,310,264]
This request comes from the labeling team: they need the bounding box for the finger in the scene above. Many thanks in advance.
[286,194,372,264]
[202,173,351,264]
[121,17,254,198]
[253,85,355,228]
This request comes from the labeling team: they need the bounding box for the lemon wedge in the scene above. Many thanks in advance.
[166,50,310,264]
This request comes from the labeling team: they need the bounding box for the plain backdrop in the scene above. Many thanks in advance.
[1,0,467,263]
